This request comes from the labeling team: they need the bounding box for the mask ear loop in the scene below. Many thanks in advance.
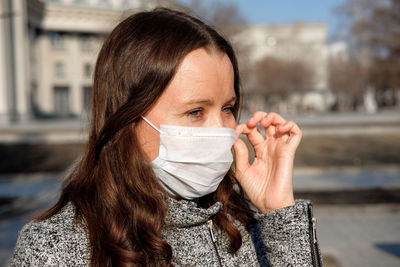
[141,116,162,133]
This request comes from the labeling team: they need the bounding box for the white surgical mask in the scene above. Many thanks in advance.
[142,116,238,200]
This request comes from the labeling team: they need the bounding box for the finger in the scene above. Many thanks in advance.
[247,111,268,128]
[233,137,250,181]
[236,124,265,148]
[261,113,286,138]
[266,124,276,137]
[260,112,286,129]
[277,121,302,145]
[287,123,303,147]
[276,121,295,135]
[273,121,293,141]
[235,123,247,135]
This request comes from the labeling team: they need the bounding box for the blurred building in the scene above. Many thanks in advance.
[232,23,332,113]
[1,1,335,123]
[0,0,181,123]
[234,23,328,90]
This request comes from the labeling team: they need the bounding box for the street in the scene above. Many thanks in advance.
[315,204,400,267]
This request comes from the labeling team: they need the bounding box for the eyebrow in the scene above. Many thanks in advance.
[183,96,237,106]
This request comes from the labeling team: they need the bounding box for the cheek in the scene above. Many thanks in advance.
[224,114,237,129]
[136,121,161,162]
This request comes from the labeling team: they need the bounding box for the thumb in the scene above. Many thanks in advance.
[233,137,250,182]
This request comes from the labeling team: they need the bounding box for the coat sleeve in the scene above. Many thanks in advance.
[254,199,323,267]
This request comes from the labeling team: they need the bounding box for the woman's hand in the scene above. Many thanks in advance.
[233,112,302,213]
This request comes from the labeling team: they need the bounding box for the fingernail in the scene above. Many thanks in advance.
[248,117,255,124]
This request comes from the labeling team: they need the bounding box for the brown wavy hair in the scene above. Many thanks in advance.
[37,8,253,266]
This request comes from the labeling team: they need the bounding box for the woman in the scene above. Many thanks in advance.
[11,8,322,267]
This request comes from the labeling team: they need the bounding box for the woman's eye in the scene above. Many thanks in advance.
[222,106,234,113]
[188,109,202,117]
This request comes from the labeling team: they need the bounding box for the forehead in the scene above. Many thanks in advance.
[163,48,235,103]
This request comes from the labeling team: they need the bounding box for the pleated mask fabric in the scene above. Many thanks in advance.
[142,116,238,199]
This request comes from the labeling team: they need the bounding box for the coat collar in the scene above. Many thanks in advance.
[165,197,223,227]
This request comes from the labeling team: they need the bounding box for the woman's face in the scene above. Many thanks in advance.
[137,47,237,161]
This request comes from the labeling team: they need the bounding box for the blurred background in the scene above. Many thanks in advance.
[0,0,399,266]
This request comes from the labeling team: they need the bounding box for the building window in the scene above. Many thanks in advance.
[83,63,92,78]
[83,86,92,111]
[83,63,93,78]
[55,62,65,78]
[49,32,65,50]
[53,86,70,116]
[79,34,93,51]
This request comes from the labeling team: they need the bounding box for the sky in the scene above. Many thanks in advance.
[177,0,347,38]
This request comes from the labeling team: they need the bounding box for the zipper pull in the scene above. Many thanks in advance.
[312,217,317,244]
[208,220,216,243]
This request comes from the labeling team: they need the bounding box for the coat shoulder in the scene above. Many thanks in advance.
[10,204,90,266]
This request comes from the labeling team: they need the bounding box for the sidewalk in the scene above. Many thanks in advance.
[315,204,400,267]
[295,165,400,266]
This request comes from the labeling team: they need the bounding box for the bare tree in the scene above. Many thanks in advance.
[240,56,314,113]
[334,0,400,109]
[186,0,247,37]
[250,56,314,98]
[329,56,367,111]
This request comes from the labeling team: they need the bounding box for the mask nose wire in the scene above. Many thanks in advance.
[141,116,162,134]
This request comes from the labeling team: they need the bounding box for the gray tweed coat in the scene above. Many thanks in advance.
[10,199,323,266]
